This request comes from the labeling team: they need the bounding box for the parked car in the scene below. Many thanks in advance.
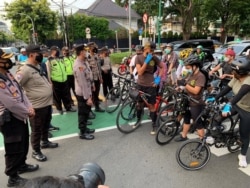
[1,47,19,65]
[171,39,215,57]
[213,43,250,60]
[215,40,250,53]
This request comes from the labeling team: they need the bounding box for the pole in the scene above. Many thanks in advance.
[18,13,36,44]
[128,0,132,52]
[157,0,162,48]
[115,31,119,52]
[61,0,69,47]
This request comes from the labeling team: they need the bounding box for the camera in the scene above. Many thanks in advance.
[68,163,105,188]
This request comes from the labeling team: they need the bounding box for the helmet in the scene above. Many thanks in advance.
[135,45,143,51]
[197,45,203,50]
[144,41,156,50]
[225,49,236,57]
[184,55,201,67]
[231,56,250,75]
[20,48,26,52]
[166,43,174,49]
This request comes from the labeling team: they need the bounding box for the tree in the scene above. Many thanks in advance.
[4,0,57,44]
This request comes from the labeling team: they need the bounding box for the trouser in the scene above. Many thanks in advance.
[93,80,101,108]
[102,71,113,97]
[76,95,91,132]
[29,106,51,152]
[0,116,29,177]
[67,75,76,103]
[213,105,250,155]
[52,80,71,111]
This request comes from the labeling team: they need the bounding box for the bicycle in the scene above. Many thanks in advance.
[104,72,134,113]
[116,85,172,134]
[175,101,241,170]
[117,56,132,76]
[155,89,199,145]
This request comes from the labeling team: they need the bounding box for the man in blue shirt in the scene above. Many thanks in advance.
[18,48,28,65]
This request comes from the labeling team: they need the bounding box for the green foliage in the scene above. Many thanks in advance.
[110,51,131,65]
[67,14,112,42]
[5,0,57,44]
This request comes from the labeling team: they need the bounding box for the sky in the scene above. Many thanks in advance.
[0,0,98,28]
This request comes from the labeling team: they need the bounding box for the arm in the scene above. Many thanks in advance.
[209,64,221,75]
[185,84,202,95]
[230,84,250,105]
[46,60,52,83]
[215,85,232,101]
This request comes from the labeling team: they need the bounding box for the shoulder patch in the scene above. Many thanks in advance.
[16,74,23,81]
[0,81,6,89]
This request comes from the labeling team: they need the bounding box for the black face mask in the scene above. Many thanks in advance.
[65,52,70,57]
[92,47,98,54]
[35,53,43,64]
[0,58,13,70]
[55,51,60,57]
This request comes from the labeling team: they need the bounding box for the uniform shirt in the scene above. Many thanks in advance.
[228,76,250,112]
[135,54,160,87]
[186,71,206,106]
[0,72,31,121]
[46,57,67,83]
[15,63,53,109]
[88,54,102,81]
[101,57,112,72]
[74,58,93,100]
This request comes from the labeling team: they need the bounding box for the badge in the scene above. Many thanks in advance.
[13,92,17,97]
[0,81,6,89]
[9,86,17,93]
[79,67,84,71]
[16,74,23,81]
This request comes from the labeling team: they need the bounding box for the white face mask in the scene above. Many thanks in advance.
[224,57,230,62]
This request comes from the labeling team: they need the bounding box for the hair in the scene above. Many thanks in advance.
[20,176,85,188]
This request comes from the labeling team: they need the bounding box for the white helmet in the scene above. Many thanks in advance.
[20,48,26,52]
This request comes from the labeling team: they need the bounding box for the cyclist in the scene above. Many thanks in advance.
[193,45,206,63]
[175,55,207,141]
[135,41,163,135]
[208,56,250,168]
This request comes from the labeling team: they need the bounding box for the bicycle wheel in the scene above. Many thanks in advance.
[116,100,143,134]
[155,119,179,145]
[117,66,127,76]
[156,103,176,127]
[105,87,122,113]
[176,139,211,170]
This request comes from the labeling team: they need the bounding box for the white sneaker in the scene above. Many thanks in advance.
[238,154,248,168]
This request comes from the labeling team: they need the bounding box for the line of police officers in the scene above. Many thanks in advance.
[0,42,107,187]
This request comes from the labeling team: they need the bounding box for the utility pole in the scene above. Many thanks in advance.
[128,0,132,52]
[157,0,162,48]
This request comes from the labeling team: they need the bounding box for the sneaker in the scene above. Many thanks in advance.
[238,154,248,168]
[175,134,188,142]
[32,151,47,162]
[48,125,60,131]
[150,127,157,135]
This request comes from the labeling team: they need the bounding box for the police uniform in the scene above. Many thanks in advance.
[73,44,95,140]
[87,43,104,112]
[0,66,39,186]
[15,45,58,162]
[46,46,74,113]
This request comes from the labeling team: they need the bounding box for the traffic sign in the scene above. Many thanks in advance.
[85,27,91,34]
[86,33,91,39]
[143,13,148,23]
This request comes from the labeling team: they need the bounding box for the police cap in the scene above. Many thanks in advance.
[74,44,89,53]
[26,44,41,53]
[50,46,60,51]
[62,46,69,51]
[0,48,13,59]
[99,46,108,53]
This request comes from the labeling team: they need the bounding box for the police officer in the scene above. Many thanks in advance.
[0,49,39,187]
[62,46,76,106]
[46,46,76,114]
[16,45,58,162]
[87,42,104,112]
[73,44,95,140]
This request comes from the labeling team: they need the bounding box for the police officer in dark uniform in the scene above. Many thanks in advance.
[0,49,39,187]
[73,44,95,140]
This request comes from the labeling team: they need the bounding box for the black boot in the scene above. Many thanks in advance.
[95,105,105,112]
[89,110,96,119]
[7,175,27,187]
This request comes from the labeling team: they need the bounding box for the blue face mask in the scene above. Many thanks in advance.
[186,69,193,75]
[165,49,171,54]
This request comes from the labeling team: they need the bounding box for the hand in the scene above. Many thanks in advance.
[220,74,226,79]
[205,97,215,103]
[28,107,35,117]
[177,79,186,86]
[221,103,231,117]
[153,76,161,86]
[86,98,93,106]
[144,54,152,64]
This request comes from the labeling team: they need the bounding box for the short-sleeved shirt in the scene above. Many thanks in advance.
[135,54,160,87]
[220,61,233,74]
[228,76,250,112]
[186,71,206,106]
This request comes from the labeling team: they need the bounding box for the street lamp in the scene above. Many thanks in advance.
[17,13,36,44]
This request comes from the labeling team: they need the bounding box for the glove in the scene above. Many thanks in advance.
[205,97,215,103]
[177,79,186,86]
[154,76,161,85]
[221,103,231,116]
[145,54,153,64]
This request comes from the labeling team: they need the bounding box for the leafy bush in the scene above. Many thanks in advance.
[110,51,132,65]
